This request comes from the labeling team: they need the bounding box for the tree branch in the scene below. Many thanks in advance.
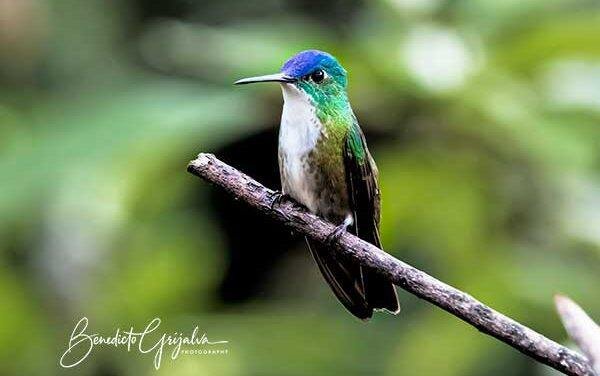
[187,153,596,376]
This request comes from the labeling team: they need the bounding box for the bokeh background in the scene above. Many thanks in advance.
[1,0,599,375]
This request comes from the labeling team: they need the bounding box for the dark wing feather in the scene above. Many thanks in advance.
[305,239,372,320]
[343,121,400,314]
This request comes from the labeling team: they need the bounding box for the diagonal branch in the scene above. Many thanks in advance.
[187,153,596,376]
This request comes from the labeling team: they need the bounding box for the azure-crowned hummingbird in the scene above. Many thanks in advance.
[235,50,399,320]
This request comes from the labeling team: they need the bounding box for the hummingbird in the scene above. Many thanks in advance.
[235,50,399,320]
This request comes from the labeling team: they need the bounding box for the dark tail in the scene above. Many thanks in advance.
[306,238,399,320]
[364,267,400,314]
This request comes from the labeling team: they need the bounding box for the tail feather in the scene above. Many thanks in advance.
[357,226,400,315]
[364,270,400,314]
[306,238,372,320]
[306,237,400,320]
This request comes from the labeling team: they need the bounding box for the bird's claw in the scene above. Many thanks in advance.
[326,224,347,246]
[269,191,288,210]
[269,191,295,221]
[326,214,353,246]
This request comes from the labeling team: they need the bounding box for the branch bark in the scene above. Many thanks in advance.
[187,153,596,376]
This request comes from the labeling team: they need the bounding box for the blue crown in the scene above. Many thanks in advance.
[280,50,346,80]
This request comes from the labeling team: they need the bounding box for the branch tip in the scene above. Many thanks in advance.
[188,153,213,172]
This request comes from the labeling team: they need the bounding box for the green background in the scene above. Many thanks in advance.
[0,0,599,375]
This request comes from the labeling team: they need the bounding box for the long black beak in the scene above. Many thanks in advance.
[234,73,296,85]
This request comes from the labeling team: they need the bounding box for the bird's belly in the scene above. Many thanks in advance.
[279,150,349,223]
[280,152,317,211]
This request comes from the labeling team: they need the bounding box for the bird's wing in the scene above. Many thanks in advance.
[343,120,400,314]
[343,120,381,245]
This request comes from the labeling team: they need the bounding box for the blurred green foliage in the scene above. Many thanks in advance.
[0,0,599,375]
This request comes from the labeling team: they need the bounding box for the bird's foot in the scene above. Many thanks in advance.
[326,214,354,246]
[269,191,297,221]
[269,191,291,211]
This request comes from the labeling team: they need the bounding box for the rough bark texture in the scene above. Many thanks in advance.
[187,153,596,376]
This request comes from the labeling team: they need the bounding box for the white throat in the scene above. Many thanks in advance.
[279,83,322,155]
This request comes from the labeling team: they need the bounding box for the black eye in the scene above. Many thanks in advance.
[310,69,325,83]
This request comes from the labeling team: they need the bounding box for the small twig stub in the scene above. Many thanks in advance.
[555,295,600,374]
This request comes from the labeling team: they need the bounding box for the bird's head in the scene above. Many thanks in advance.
[235,50,348,104]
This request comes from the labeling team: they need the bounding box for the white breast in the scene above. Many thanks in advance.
[278,84,323,211]
[280,84,321,153]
